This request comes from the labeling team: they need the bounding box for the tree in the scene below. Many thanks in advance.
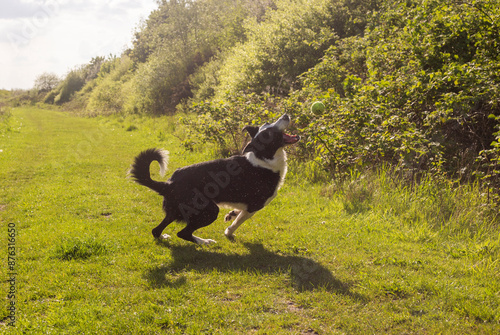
[34,72,60,92]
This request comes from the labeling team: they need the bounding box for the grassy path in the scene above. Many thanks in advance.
[1,107,499,334]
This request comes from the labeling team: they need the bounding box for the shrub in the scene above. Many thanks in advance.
[214,0,345,98]
[54,71,85,105]
[84,56,135,115]
[183,93,286,156]
[288,0,500,182]
[132,47,191,114]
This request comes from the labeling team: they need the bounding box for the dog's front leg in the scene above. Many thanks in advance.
[224,210,255,238]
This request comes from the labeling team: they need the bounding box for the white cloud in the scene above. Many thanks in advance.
[0,0,40,19]
[0,0,157,89]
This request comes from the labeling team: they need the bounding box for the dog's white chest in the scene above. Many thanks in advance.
[244,148,288,187]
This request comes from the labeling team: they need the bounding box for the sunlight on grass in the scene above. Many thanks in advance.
[0,107,498,334]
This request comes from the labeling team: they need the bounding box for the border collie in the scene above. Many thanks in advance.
[129,114,300,245]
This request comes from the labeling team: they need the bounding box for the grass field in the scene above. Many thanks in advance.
[1,107,499,334]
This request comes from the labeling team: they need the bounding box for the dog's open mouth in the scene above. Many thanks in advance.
[283,133,300,144]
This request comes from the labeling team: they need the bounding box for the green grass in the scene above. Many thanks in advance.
[1,107,499,334]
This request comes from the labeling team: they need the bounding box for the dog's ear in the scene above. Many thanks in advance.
[243,126,259,138]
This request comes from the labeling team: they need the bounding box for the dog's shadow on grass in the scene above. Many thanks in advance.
[145,242,364,300]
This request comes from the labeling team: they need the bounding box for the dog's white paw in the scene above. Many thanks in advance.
[224,229,236,242]
[193,236,217,245]
[224,228,234,238]
[160,234,171,240]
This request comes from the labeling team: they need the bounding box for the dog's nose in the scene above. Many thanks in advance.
[281,114,290,121]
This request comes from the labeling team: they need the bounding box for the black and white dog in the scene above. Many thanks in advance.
[129,114,300,245]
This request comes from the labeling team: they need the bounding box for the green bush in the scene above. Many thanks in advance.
[132,47,191,114]
[128,0,254,114]
[53,71,85,105]
[183,94,284,156]
[87,56,134,114]
[290,0,500,180]
[214,0,357,98]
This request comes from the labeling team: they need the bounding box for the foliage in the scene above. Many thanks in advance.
[181,94,284,155]
[476,114,500,202]
[300,0,500,185]
[53,70,85,105]
[132,46,192,114]
[126,0,255,113]
[86,56,134,114]
[187,0,500,200]
[213,0,379,98]
[48,57,106,105]
[33,72,60,92]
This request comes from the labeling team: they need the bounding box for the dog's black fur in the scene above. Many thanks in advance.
[129,114,299,245]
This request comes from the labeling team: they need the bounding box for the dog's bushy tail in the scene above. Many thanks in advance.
[129,148,169,194]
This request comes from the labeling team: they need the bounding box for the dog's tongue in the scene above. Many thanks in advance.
[283,133,300,144]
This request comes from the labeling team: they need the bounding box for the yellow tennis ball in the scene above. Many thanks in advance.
[311,101,325,115]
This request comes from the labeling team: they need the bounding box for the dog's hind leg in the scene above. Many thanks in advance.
[224,210,255,238]
[177,202,219,245]
[152,215,174,239]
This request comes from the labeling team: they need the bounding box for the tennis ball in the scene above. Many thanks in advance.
[311,101,325,115]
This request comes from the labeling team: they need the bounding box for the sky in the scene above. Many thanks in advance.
[0,0,158,90]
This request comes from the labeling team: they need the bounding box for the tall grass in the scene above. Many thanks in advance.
[374,170,498,237]
[315,166,499,242]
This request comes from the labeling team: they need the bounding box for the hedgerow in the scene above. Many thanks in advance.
[187,0,500,199]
